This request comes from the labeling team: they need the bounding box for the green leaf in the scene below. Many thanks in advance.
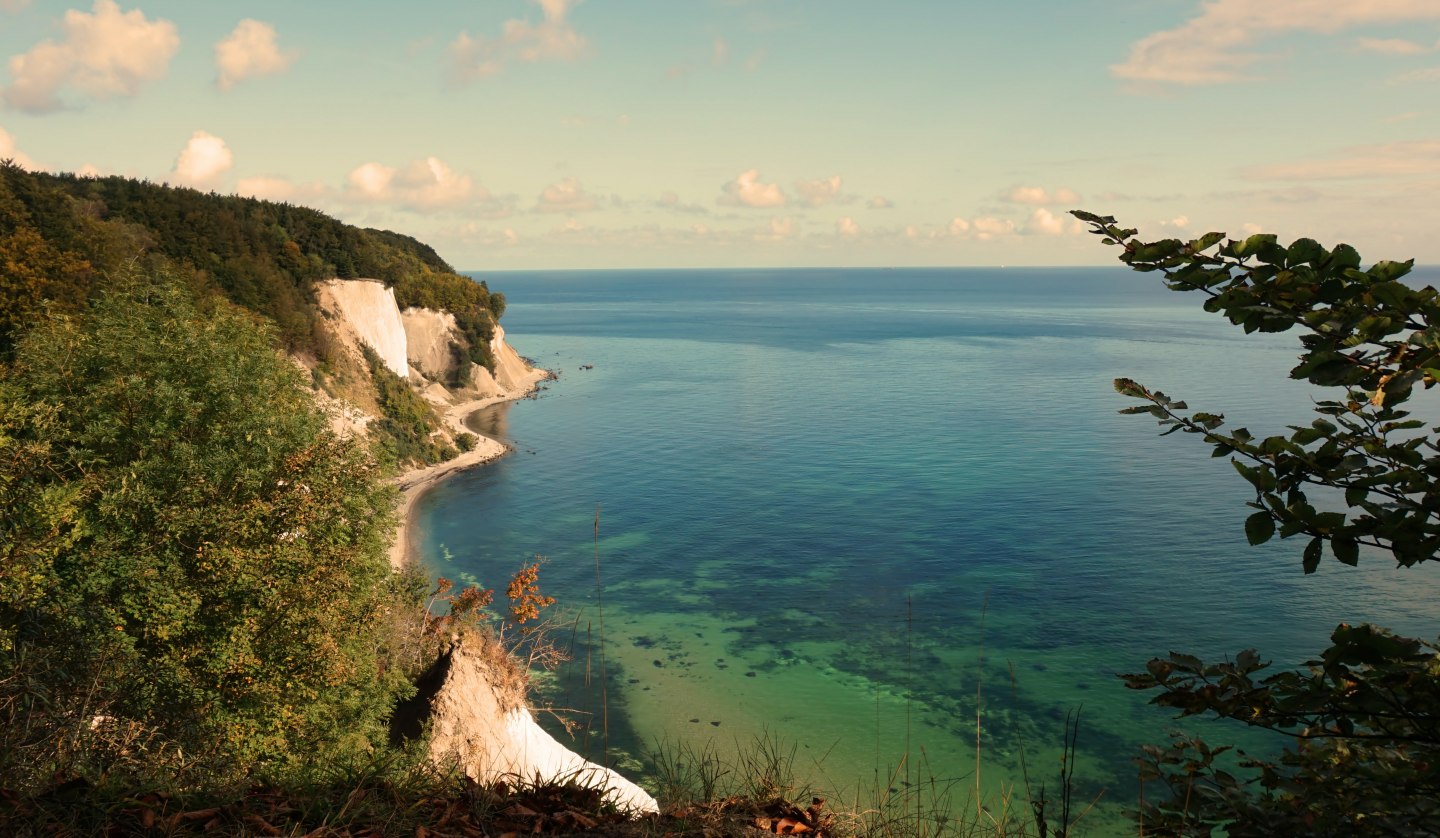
[1328,243,1362,271]
[1302,537,1322,573]
[1188,232,1225,252]
[1114,377,1148,398]
[1234,233,1278,258]
[1169,652,1203,670]
[1368,281,1410,308]
[1133,239,1184,262]
[1285,238,1323,266]
[1332,536,1359,567]
[1244,511,1275,545]
[1233,460,1276,491]
[1367,258,1414,282]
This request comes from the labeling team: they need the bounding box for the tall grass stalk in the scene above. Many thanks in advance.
[594,504,610,767]
[976,591,990,826]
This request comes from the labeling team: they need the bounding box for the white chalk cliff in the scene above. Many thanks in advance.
[400,306,459,380]
[313,278,545,424]
[472,322,534,397]
[317,279,409,378]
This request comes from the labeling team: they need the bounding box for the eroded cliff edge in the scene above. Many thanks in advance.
[393,634,658,813]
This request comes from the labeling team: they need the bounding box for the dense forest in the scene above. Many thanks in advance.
[0,162,504,367]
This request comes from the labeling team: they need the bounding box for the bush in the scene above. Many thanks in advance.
[0,275,407,786]
[363,345,456,466]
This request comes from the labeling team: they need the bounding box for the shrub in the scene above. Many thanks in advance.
[0,275,407,786]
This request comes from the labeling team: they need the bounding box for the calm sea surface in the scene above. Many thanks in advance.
[415,267,1440,827]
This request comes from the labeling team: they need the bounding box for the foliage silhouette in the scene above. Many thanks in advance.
[1076,211,1440,835]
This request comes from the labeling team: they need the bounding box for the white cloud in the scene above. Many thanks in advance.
[348,162,392,198]
[235,175,329,204]
[1241,221,1265,235]
[535,176,597,213]
[1245,139,1440,179]
[3,0,178,113]
[1005,185,1081,205]
[657,190,707,214]
[1160,214,1191,229]
[215,19,298,91]
[345,156,485,211]
[972,217,1016,241]
[1,0,32,12]
[0,126,41,169]
[1357,36,1430,55]
[172,131,233,187]
[868,195,894,209]
[238,158,505,215]
[947,217,970,236]
[441,221,522,248]
[719,168,786,207]
[758,216,795,240]
[1113,0,1440,86]
[449,0,588,81]
[836,216,860,237]
[1025,208,1068,235]
[1389,66,1440,83]
[794,174,843,207]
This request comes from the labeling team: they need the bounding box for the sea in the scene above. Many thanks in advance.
[413,267,1440,829]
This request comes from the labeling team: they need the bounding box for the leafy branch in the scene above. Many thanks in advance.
[1077,212,1440,835]
[1075,211,1440,571]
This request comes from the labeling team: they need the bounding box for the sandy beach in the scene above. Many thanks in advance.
[388,370,549,571]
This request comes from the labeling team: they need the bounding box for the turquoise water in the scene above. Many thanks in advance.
[415,268,1440,824]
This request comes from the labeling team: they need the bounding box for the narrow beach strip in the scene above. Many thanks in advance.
[389,367,550,571]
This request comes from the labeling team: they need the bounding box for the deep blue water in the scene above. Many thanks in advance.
[415,267,1440,821]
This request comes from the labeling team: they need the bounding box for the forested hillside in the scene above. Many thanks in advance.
[0,162,504,367]
[0,163,606,834]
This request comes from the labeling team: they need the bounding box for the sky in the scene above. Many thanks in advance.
[1,0,1439,270]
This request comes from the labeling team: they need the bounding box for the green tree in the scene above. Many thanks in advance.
[1074,212,1440,834]
[0,275,407,785]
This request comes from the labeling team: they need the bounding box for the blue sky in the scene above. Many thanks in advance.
[2,0,1438,269]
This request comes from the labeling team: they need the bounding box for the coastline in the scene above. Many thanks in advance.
[388,367,550,572]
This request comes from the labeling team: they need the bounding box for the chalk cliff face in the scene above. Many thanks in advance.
[312,278,544,434]
[401,308,535,400]
[400,307,460,381]
[474,323,533,397]
[394,635,659,814]
[317,279,409,378]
